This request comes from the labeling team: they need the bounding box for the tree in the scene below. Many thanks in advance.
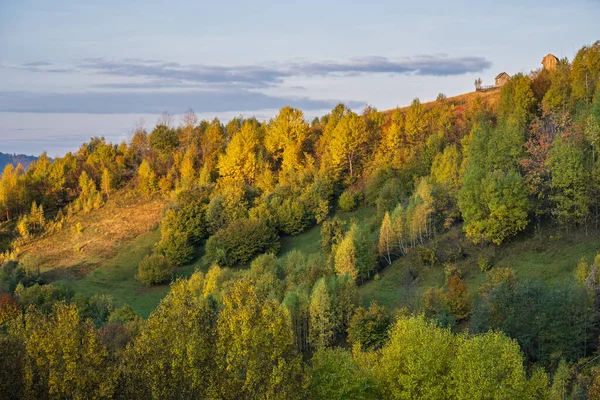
[265,106,310,173]
[324,112,368,180]
[451,332,528,399]
[137,160,158,196]
[321,217,345,254]
[100,167,112,199]
[149,124,178,156]
[216,279,303,399]
[547,134,591,228]
[500,73,536,130]
[347,301,392,350]
[334,230,358,281]
[458,124,529,245]
[307,348,378,400]
[218,120,265,184]
[9,303,117,399]
[378,212,393,265]
[353,222,377,281]
[377,315,455,399]
[121,272,218,399]
[205,218,280,267]
[76,170,103,213]
[309,278,334,349]
[570,40,600,105]
[136,253,172,285]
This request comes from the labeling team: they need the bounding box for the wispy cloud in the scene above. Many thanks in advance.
[12,54,492,90]
[1,53,490,114]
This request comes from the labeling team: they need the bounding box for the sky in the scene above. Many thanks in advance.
[0,0,598,157]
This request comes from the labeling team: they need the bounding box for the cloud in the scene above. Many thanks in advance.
[3,53,490,114]
[15,54,491,90]
[0,90,361,114]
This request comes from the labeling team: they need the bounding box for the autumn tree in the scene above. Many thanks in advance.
[378,212,394,265]
[216,279,303,399]
[121,272,218,399]
[9,303,117,399]
[218,120,265,185]
[265,106,310,175]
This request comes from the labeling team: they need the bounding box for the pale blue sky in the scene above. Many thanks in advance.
[0,0,598,156]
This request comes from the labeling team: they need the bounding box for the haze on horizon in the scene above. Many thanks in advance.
[1,0,598,156]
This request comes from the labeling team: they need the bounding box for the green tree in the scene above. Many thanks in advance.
[205,218,280,267]
[570,40,600,105]
[121,272,218,399]
[451,332,528,399]
[377,315,455,399]
[309,277,334,349]
[347,300,392,350]
[459,124,529,244]
[216,279,303,399]
[307,348,378,400]
[9,303,116,399]
[136,253,172,285]
[547,134,591,227]
[500,73,536,129]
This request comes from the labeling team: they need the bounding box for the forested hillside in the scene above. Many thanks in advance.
[0,152,37,171]
[1,41,600,399]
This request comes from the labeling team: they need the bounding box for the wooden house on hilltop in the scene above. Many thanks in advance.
[495,72,510,87]
[542,53,559,72]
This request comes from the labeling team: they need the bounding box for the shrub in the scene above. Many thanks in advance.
[276,198,309,235]
[478,256,493,272]
[157,230,194,266]
[417,246,438,267]
[338,190,359,212]
[137,254,172,286]
[205,218,280,267]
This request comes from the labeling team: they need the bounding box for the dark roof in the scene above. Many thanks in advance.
[495,72,509,79]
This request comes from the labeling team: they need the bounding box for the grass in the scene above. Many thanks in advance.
[279,207,377,257]
[359,224,600,311]
[29,192,600,320]
[54,229,198,318]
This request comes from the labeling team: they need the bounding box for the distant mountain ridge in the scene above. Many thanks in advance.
[0,152,38,171]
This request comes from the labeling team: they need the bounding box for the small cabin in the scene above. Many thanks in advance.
[495,72,510,87]
[542,53,558,72]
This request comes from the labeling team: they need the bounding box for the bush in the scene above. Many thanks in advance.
[478,256,492,272]
[205,218,280,267]
[157,230,194,266]
[338,190,359,212]
[417,246,438,267]
[276,198,309,235]
[137,254,172,286]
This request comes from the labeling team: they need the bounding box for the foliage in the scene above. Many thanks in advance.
[205,218,280,267]
[136,253,172,285]
[307,348,378,400]
[347,300,392,350]
[339,189,359,211]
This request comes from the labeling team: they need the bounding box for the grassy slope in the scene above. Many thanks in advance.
[28,191,599,318]
[382,87,501,116]
[360,224,600,311]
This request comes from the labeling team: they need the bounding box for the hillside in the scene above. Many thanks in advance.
[0,152,38,170]
[1,39,600,399]
[382,86,502,116]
